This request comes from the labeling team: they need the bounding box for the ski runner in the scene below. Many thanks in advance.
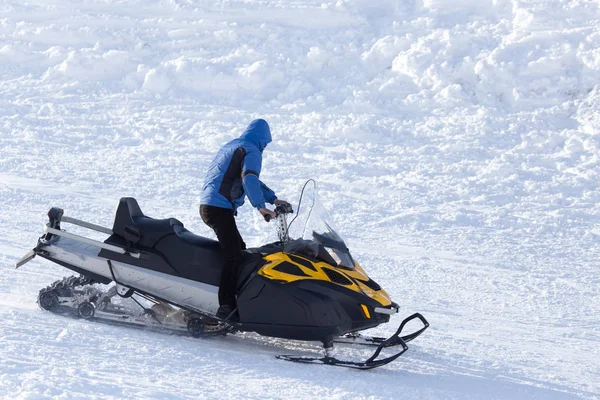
[199,119,290,321]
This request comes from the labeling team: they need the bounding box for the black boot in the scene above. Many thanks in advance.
[216,305,238,322]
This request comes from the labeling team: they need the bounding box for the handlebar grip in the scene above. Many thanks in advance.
[275,203,294,214]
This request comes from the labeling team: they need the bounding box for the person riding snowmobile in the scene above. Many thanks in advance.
[199,119,289,320]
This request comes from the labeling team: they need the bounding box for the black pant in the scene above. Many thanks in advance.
[200,205,246,307]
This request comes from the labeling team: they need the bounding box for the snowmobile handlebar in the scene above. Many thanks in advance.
[263,203,294,222]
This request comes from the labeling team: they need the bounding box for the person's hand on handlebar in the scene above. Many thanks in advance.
[274,199,293,214]
[259,207,277,222]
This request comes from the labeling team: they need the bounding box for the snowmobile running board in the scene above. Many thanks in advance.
[277,313,429,370]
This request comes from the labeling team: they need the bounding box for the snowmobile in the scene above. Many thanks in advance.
[16,182,429,369]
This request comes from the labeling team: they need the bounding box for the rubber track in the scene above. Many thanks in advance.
[39,275,94,297]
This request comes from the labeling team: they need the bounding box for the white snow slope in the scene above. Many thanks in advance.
[1,0,599,399]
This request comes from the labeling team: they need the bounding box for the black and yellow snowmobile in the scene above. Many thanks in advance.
[16,182,428,369]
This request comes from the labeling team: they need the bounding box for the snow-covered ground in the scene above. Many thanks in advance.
[1,0,599,398]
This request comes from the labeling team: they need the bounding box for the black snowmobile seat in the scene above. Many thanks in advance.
[112,197,184,248]
[172,225,221,249]
[106,197,263,288]
[155,225,262,287]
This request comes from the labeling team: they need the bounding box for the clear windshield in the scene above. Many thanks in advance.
[286,181,355,269]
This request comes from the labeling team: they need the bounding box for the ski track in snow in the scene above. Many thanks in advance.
[1,0,599,399]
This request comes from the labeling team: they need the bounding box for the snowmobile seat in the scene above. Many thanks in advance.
[172,225,221,249]
[112,197,183,248]
[154,225,262,287]
[105,198,263,287]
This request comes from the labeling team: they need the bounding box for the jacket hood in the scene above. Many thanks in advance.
[240,119,271,151]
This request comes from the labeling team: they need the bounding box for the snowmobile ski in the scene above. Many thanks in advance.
[334,313,429,347]
[278,313,429,370]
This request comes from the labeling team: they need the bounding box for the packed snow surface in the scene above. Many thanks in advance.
[1,0,599,399]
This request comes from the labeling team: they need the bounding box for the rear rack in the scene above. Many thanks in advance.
[61,216,112,235]
[15,207,138,269]
[42,225,138,257]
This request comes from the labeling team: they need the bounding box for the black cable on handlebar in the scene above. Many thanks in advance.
[286,179,316,237]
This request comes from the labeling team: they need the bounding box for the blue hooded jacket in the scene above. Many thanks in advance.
[200,119,277,212]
